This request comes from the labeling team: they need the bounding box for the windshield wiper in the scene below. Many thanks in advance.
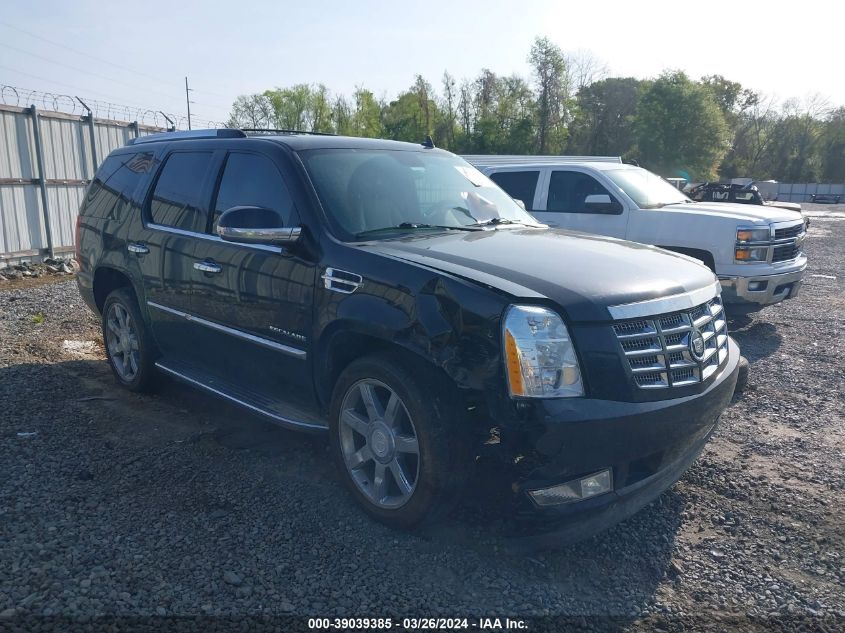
[469,217,530,227]
[355,222,481,238]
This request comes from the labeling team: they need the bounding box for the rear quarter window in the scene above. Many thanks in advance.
[489,171,539,210]
[82,152,156,220]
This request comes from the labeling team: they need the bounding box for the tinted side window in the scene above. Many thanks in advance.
[82,152,155,220]
[490,171,539,210]
[213,153,296,230]
[149,152,214,232]
[547,171,622,214]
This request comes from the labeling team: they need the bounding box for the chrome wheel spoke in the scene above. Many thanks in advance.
[389,460,413,496]
[128,352,138,375]
[129,334,140,351]
[348,445,372,469]
[383,392,401,428]
[372,462,387,502]
[394,434,419,454]
[107,318,121,336]
[359,383,383,422]
[341,409,370,437]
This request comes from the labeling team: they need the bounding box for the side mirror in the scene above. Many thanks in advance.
[216,206,301,246]
[584,193,618,213]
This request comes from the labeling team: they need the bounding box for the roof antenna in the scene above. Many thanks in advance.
[422,135,435,149]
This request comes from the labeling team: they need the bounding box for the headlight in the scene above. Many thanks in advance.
[503,305,583,398]
[736,227,770,243]
[735,246,768,262]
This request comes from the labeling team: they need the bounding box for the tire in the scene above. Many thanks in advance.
[734,355,750,394]
[329,353,471,529]
[101,287,157,392]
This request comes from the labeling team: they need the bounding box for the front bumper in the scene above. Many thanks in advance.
[719,264,806,309]
[498,337,739,547]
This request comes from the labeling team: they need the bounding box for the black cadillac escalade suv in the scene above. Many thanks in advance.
[76,129,740,541]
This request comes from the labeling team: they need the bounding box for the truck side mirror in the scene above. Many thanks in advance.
[216,206,301,246]
[584,194,619,214]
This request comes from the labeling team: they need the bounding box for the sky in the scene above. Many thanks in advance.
[1,0,842,126]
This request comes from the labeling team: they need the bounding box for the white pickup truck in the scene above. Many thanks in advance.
[467,156,808,313]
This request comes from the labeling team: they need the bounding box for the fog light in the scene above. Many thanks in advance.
[527,469,613,506]
[747,281,767,291]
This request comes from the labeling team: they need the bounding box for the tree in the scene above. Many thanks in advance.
[821,107,845,182]
[226,93,273,128]
[528,37,570,153]
[567,50,609,93]
[633,71,729,180]
[567,77,643,157]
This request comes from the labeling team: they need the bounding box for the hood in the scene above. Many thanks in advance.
[661,201,803,224]
[358,228,716,322]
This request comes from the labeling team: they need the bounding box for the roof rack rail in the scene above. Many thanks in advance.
[127,128,246,145]
[463,154,623,166]
[241,128,337,137]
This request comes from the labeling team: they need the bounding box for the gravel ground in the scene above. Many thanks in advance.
[1,208,843,632]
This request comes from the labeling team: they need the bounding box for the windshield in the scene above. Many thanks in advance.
[299,148,541,239]
[604,167,691,209]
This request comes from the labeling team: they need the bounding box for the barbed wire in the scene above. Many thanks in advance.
[0,84,228,129]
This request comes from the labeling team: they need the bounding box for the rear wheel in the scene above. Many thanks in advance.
[329,354,470,529]
[102,288,157,392]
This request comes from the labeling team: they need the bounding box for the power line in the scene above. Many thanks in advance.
[0,20,178,89]
[0,21,235,110]
[0,41,186,107]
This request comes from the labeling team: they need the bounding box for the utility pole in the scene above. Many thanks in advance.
[185,76,193,130]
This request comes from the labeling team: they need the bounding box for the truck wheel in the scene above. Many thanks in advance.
[329,354,470,529]
[101,288,157,393]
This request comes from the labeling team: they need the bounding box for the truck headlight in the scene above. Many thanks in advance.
[735,246,768,262]
[503,305,583,398]
[736,227,770,243]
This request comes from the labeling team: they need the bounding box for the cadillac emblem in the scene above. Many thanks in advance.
[689,329,706,361]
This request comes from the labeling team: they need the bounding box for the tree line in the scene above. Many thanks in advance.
[227,37,844,183]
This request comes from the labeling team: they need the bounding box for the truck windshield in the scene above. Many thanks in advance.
[299,148,542,239]
[605,167,691,209]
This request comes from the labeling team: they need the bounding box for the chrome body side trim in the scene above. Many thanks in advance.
[607,281,721,320]
[146,222,283,254]
[147,301,306,360]
[154,361,326,432]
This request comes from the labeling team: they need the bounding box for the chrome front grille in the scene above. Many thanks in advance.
[774,224,804,240]
[613,296,729,389]
[772,244,801,262]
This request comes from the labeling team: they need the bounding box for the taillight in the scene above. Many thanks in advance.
[75,214,83,270]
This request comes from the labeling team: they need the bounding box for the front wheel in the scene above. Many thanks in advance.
[329,354,470,529]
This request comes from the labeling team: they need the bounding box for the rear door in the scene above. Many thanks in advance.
[189,149,316,397]
[136,149,221,363]
[534,168,629,237]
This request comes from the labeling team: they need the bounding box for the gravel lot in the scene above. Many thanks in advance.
[1,206,843,631]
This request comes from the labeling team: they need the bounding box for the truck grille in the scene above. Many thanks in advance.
[772,244,801,262]
[613,296,729,389]
[774,224,804,240]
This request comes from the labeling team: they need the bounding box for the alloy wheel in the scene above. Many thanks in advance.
[338,379,420,509]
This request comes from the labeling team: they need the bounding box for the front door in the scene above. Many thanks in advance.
[189,151,316,399]
[533,169,629,238]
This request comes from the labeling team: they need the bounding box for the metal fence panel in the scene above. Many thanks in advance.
[0,103,166,265]
[0,184,45,255]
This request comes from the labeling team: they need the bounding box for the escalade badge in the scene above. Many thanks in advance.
[689,329,706,361]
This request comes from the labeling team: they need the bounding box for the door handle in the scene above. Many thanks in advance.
[193,260,222,274]
[127,242,149,255]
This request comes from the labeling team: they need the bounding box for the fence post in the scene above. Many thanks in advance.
[130,121,140,139]
[29,105,55,259]
[76,97,98,172]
